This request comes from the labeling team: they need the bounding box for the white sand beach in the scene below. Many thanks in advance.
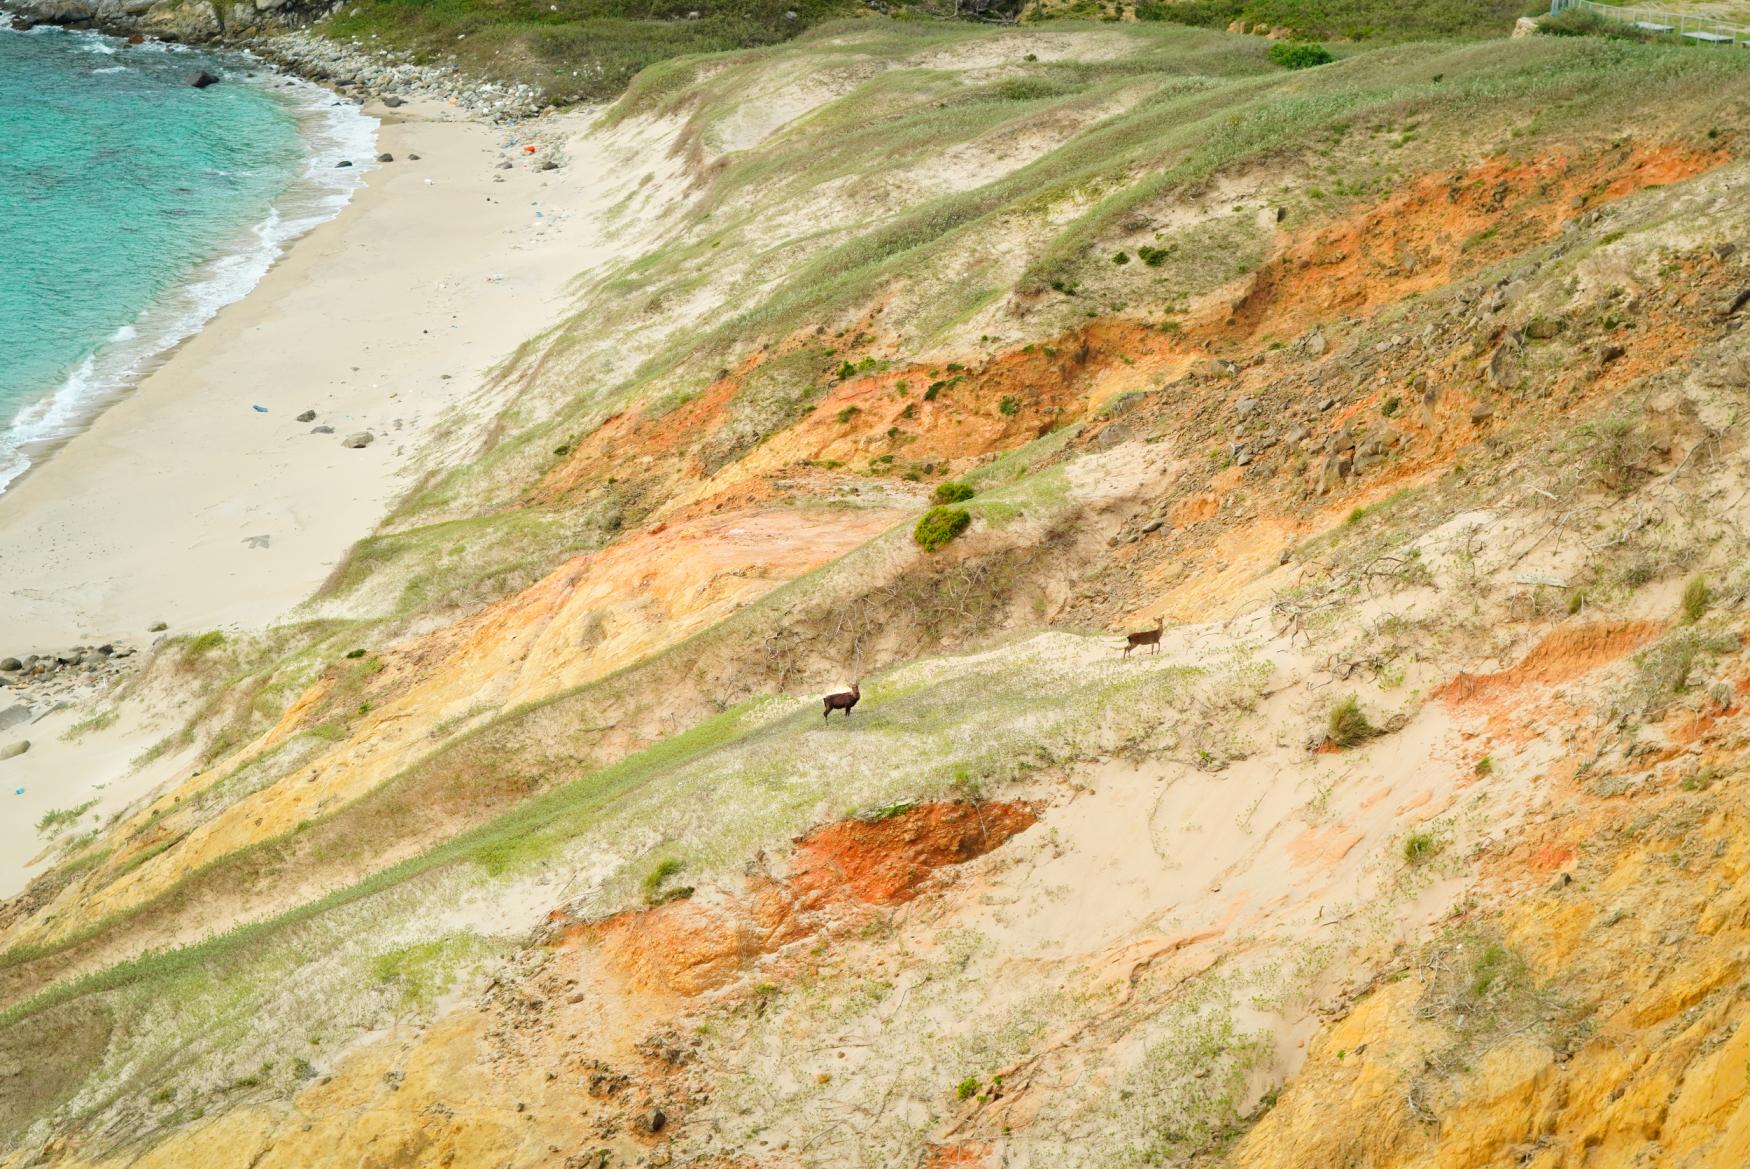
[0,98,621,647]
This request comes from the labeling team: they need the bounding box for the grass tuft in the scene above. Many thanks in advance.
[1327,694,1378,748]
[1681,575,1711,625]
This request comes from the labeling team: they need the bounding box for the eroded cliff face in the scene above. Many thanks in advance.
[6,19,1750,1169]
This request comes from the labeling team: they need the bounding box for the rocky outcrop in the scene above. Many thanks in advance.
[4,0,332,41]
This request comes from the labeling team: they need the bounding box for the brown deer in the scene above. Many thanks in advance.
[823,680,861,718]
[1122,617,1164,659]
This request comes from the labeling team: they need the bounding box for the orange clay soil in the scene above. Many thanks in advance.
[556,801,1037,997]
[1221,144,1724,343]
[1436,620,1666,707]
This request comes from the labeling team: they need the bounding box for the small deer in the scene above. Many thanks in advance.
[1122,617,1165,659]
[823,680,861,718]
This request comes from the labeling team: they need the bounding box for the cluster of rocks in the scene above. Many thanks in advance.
[3,0,331,43]
[1,7,545,121]
[289,407,373,448]
[255,31,545,120]
[1,644,142,758]
[3,643,138,690]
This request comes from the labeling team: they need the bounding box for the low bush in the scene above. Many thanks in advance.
[914,506,972,552]
[1269,41,1334,69]
[932,481,976,505]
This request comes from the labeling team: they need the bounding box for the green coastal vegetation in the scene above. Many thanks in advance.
[323,0,1559,104]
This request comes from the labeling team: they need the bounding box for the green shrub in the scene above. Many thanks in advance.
[36,801,96,837]
[1137,245,1170,267]
[836,405,860,425]
[187,631,225,655]
[1112,250,1131,265]
[998,396,1021,417]
[932,481,976,505]
[1403,831,1437,865]
[956,1076,981,1101]
[1269,42,1334,70]
[914,506,972,552]
[642,857,693,906]
[1538,8,1658,39]
[1327,695,1378,748]
[1682,576,1711,625]
[1134,0,1241,24]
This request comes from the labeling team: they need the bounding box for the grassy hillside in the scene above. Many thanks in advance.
[8,15,1750,1169]
[323,0,868,103]
[319,0,1542,103]
[1128,0,1537,40]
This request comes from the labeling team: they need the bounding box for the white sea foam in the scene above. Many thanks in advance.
[0,63,378,492]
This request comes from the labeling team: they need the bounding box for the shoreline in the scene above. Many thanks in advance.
[0,91,606,648]
[0,29,380,496]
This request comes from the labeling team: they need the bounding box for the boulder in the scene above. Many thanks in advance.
[1523,316,1562,340]
[312,425,335,434]
[296,409,316,422]
[1093,422,1131,450]
[1471,401,1495,424]
[382,95,404,108]
[342,432,375,449]
[148,621,168,632]
[335,160,354,168]
[1487,337,1522,389]
[0,741,28,762]
[407,153,422,161]
[190,71,220,89]
[538,159,559,171]
[377,152,394,163]
[0,659,19,673]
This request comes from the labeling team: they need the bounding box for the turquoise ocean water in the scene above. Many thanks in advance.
[0,24,375,489]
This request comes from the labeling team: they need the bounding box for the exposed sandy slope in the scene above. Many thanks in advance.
[0,99,666,648]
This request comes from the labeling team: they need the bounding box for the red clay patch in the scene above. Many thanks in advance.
[1222,145,1725,343]
[1438,620,1665,706]
[569,802,1037,995]
[1528,844,1577,872]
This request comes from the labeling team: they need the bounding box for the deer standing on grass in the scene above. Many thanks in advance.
[1122,617,1164,659]
[823,680,861,718]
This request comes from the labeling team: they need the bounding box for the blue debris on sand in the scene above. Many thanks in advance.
[13,788,22,796]
[252,404,269,413]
